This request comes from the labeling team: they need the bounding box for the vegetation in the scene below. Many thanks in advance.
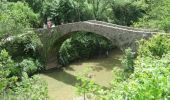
[75,34,170,99]
[0,50,17,94]
[0,33,42,60]
[0,0,170,99]
[0,1,46,99]
[58,32,113,66]
[0,50,48,99]
[0,32,44,76]
[0,1,38,35]
[112,1,144,26]
[138,34,170,57]
[134,0,170,32]
[121,48,134,72]
[76,67,101,100]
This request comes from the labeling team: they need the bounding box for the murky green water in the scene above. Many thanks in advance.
[38,49,123,100]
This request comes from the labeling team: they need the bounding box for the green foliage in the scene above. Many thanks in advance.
[75,34,170,99]
[1,0,170,99]
[0,32,42,61]
[9,0,44,13]
[0,48,42,77]
[121,48,134,72]
[41,0,114,25]
[0,1,38,35]
[0,35,43,75]
[101,53,170,100]
[76,75,100,96]
[87,0,113,21]
[122,53,170,99]
[0,50,47,99]
[5,0,147,27]
[134,0,170,32]
[0,1,53,99]
[1,72,48,100]
[58,32,113,66]
[112,1,144,26]
[0,31,44,76]
[41,0,144,25]
[76,67,101,99]
[0,50,17,94]
[138,34,170,57]
[42,0,91,25]
[19,58,42,75]
[42,0,76,25]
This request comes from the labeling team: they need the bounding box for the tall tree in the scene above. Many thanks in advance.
[134,0,170,32]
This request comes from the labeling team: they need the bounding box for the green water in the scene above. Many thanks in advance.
[38,49,123,100]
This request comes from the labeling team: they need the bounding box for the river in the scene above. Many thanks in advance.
[38,48,123,100]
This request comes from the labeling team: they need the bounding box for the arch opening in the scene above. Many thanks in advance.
[47,31,121,68]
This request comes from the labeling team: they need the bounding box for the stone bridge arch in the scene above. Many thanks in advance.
[35,20,156,69]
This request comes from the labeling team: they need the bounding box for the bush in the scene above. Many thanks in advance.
[19,58,42,75]
[121,48,134,72]
[0,50,47,99]
[0,32,42,61]
[1,73,48,100]
[0,1,38,36]
[0,32,44,76]
[134,0,170,32]
[100,53,170,100]
[0,50,18,94]
[138,34,170,57]
[112,1,144,26]
[58,32,113,66]
[75,34,170,99]
[0,48,42,77]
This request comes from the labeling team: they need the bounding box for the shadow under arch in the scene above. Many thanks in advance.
[46,30,120,69]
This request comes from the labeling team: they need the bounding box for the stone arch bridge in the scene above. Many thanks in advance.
[35,20,156,69]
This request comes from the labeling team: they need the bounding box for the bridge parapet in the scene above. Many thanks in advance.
[86,20,160,32]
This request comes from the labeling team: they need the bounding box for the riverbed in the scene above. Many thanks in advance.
[38,49,123,100]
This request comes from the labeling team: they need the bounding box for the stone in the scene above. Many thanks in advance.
[34,20,157,69]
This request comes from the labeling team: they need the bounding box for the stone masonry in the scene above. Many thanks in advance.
[35,20,157,69]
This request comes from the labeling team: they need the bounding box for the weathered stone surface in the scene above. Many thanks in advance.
[35,20,157,69]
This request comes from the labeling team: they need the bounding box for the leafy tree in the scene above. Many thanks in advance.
[0,50,47,99]
[0,1,47,99]
[1,72,48,99]
[7,0,44,13]
[0,32,42,60]
[86,0,113,21]
[41,0,75,25]
[0,1,38,36]
[8,73,48,100]
[112,1,144,26]
[0,50,17,94]
[41,0,114,25]
[134,0,170,32]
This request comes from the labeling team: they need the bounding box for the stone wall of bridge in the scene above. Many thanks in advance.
[35,20,157,69]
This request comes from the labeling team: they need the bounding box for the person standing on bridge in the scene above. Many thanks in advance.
[47,19,52,29]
